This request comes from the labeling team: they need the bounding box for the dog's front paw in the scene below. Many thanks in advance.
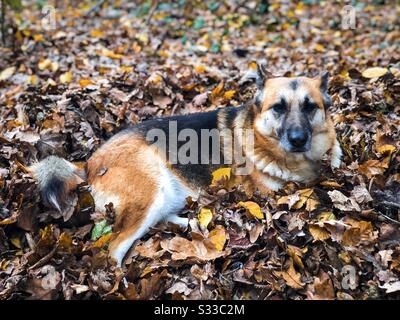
[330,139,342,169]
[330,156,341,169]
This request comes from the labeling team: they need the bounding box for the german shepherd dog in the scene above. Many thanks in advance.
[30,64,342,266]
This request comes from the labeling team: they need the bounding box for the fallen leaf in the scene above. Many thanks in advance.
[328,190,361,212]
[0,66,16,81]
[78,78,95,87]
[211,167,231,185]
[275,259,304,289]
[198,208,213,228]
[362,67,388,78]
[208,225,227,251]
[309,225,331,241]
[238,201,264,219]
[59,71,73,84]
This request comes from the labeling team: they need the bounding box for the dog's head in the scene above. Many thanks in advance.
[250,64,331,153]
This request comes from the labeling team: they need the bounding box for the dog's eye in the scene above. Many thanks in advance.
[271,103,287,114]
[303,101,318,113]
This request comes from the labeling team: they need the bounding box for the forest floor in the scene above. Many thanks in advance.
[0,1,399,300]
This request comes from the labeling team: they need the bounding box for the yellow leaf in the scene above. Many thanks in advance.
[100,48,124,60]
[211,167,231,185]
[38,59,52,70]
[38,225,56,247]
[208,225,226,251]
[158,50,169,58]
[318,212,336,222]
[79,78,95,87]
[358,159,387,178]
[314,43,325,52]
[33,34,44,42]
[119,66,133,73]
[275,259,304,289]
[194,65,206,73]
[238,201,264,219]
[211,81,224,97]
[305,198,320,212]
[362,67,388,78]
[91,233,112,249]
[299,188,313,197]
[0,66,16,81]
[59,71,73,84]
[377,144,396,155]
[0,211,18,225]
[198,208,213,228]
[223,90,236,100]
[278,188,316,210]
[342,228,361,246]
[50,61,59,72]
[182,83,196,91]
[147,73,162,85]
[136,33,149,45]
[248,61,257,70]
[27,75,38,85]
[11,237,21,249]
[90,29,104,37]
[140,266,153,278]
[292,188,314,209]
[277,195,290,205]
[287,245,306,269]
[309,225,331,241]
[58,232,72,251]
[320,180,342,188]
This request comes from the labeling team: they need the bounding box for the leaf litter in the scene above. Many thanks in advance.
[0,1,399,300]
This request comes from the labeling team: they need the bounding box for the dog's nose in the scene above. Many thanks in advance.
[288,128,308,148]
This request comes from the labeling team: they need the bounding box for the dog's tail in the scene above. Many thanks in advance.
[29,156,86,211]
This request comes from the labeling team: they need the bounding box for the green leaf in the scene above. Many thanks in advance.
[210,42,220,53]
[5,0,23,11]
[193,17,205,30]
[91,220,108,241]
[208,2,219,12]
[102,225,113,235]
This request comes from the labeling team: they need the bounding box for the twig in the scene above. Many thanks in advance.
[86,0,107,16]
[28,245,58,271]
[377,211,400,225]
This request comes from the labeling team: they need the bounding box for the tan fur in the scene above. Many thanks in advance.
[87,133,195,265]
[229,76,340,191]
[87,135,157,259]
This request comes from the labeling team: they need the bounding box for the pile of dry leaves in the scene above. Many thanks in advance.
[0,0,399,300]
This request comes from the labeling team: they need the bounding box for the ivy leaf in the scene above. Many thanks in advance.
[91,220,112,241]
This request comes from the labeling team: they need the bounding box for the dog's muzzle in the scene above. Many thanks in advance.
[281,126,311,153]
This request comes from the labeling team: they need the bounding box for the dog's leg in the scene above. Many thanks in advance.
[109,187,170,267]
[330,139,342,169]
[109,223,148,268]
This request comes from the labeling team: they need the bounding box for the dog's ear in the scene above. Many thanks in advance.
[318,71,331,109]
[256,63,268,87]
[240,62,271,90]
[320,71,330,93]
